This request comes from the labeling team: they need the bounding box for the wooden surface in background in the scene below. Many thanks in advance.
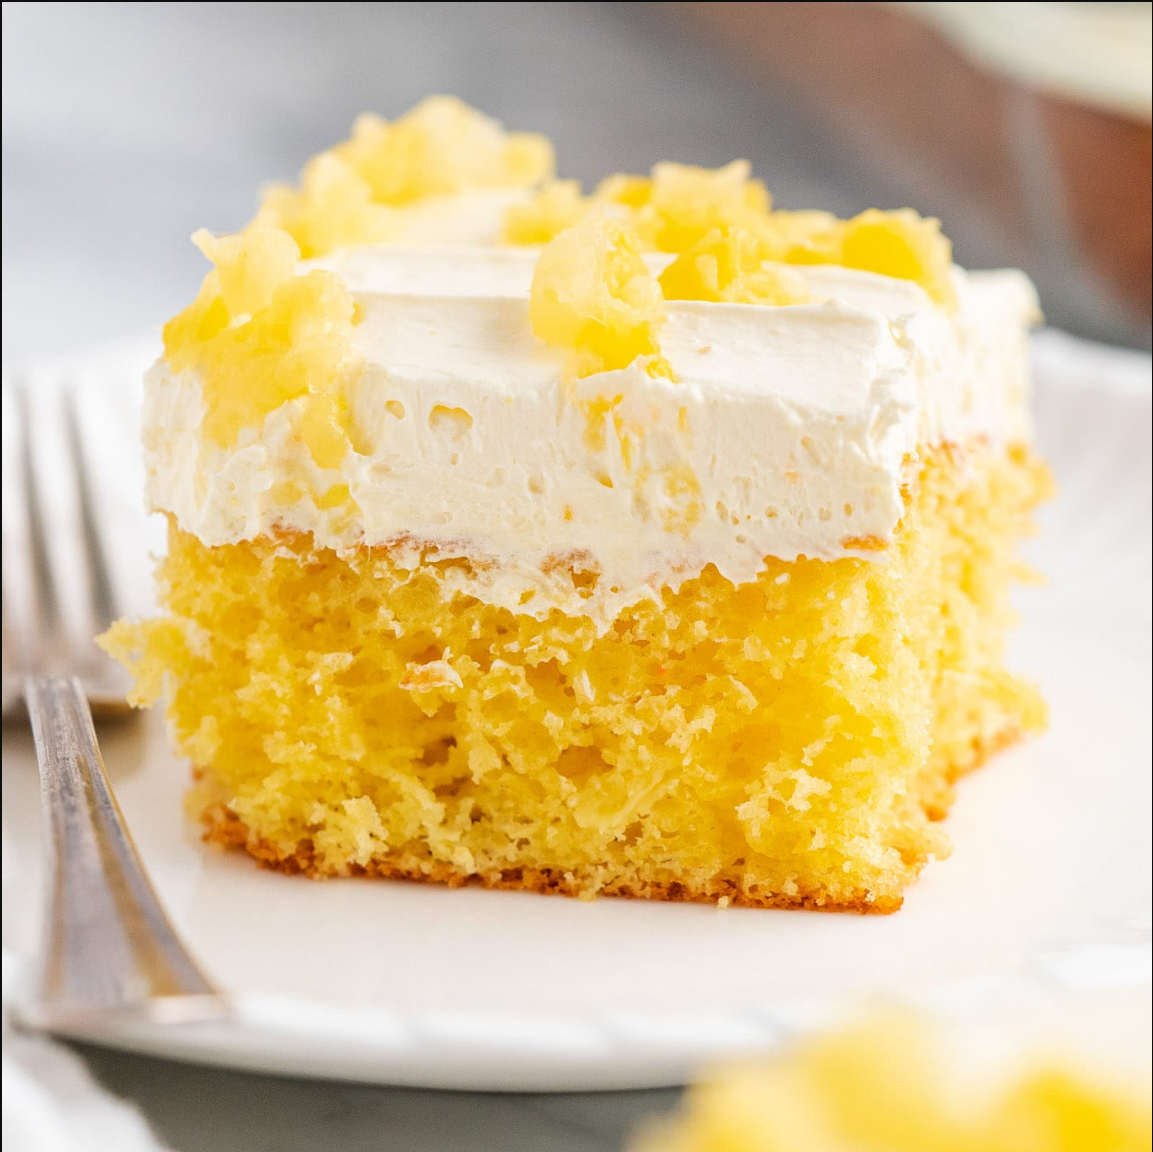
[670,1,1152,321]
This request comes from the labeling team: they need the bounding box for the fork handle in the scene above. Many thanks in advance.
[24,674,227,1027]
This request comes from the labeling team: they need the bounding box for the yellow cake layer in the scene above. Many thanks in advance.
[104,443,1050,912]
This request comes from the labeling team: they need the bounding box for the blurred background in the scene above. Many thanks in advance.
[3,1,1150,366]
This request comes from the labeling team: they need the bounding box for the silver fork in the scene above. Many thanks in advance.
[6,384,227,1029]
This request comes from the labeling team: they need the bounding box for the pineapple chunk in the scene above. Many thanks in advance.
[529,215,671,379]
[783,207,956,307]
[510,162,955,307]
[639,160,772,252]
[660,228,812,305]
[261,96,553,257]
[163,225,359,465]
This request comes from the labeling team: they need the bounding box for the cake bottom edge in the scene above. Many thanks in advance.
[201,802,899,914]
[193,718,1029,917]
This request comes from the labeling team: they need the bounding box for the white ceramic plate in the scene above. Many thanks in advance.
[2,330,1150,1091]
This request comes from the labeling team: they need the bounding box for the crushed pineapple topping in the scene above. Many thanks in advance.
[257,95,554,258]
[507,159,772,252]
[658,229,812,305]
[163,96,959,462]
[164,96,554,463]
[509,161,956,307]
[529,215,672,379]
[162,225,360,468]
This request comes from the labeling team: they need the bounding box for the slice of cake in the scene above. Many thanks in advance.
[104,97,1051,912]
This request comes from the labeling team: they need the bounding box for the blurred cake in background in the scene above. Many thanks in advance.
[671,1,1152,341]
[636,1010,1153,1152]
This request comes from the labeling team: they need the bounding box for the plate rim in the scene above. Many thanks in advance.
[3,327,1150,1091]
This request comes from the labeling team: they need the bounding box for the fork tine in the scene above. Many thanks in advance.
[63,387,120,633]
[18,386,63,674]
[24,673,228,1027]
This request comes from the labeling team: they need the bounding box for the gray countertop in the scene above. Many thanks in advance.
[73,1042,677,1152]
[7,0,898,361]
[2,4,1147,1149]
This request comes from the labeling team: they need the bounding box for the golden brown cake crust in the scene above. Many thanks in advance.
[919,723,1025,821]
[202,803,902,914]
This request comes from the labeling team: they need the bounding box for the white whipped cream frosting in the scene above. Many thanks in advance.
[142,244,1038,622]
